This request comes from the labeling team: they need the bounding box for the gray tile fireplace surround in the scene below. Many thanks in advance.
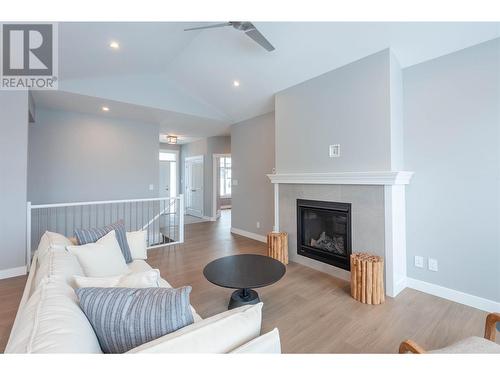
[279,184,385,281]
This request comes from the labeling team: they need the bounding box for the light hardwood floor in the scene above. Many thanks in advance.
[0,210,494,353]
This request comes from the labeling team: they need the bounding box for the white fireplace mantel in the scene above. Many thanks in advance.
[266,171,413,186]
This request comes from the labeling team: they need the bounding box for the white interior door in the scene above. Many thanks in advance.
[185,156,204,217]
[159,160,171,198]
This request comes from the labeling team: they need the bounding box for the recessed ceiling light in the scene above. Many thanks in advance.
[233,80,240,87]
[109,41,120,49]
[101,106,110,112]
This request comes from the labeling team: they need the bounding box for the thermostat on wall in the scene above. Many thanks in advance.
[329,144,341,158]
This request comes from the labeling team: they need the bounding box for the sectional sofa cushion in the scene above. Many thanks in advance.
[74,220,132,263]
[126,230,148,260]
[230,328,281,353]
[36,231,73,260]
[128,302,263,353]
[73,269,161,288]
[34,247,84,290]
[76,286,194,354]
[67,231,130,277]
[4,280,102,353]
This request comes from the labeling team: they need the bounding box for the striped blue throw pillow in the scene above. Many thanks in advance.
[76,287,194,354]
[74,221,132,263]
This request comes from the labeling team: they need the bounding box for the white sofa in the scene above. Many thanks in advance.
[5,232,281,353]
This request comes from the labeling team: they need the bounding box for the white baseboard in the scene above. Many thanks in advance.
[202,216,217,222]
[0,266,27,280]
[392,277,407,298]
[406,277,500,312]
[220,205,232,209]
[230,227,267,243]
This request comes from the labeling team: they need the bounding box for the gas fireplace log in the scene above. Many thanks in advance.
[350,253,385,305]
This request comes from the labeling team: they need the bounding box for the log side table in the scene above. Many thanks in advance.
[350,252,385,305]
[267,232,288,265]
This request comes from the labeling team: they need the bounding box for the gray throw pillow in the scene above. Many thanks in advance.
[74,221,133,263]
[76,287,194,353]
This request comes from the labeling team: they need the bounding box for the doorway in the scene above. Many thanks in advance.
[185,155,204,218]
[159,151,178,198]
[213,154,231,221]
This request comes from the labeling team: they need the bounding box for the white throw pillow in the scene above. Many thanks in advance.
[128,302,263,353]
[126,230,148,260]
[67,230,129,277]
[73,269,161,288]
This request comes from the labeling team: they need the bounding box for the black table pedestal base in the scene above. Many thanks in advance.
[228,288,260,310]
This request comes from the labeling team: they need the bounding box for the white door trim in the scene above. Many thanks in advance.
[185,155,204,218]
[213,153,231,221]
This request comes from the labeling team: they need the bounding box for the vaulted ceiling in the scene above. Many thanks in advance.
[35,22,500,140]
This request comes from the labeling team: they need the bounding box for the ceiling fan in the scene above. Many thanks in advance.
[184,22,275,52]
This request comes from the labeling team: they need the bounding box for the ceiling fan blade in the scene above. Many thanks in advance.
[184,22,232,31]
[245,27,275,52]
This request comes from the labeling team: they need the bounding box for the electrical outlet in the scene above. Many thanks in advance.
[256,221,261,229]
[232,179,238,186]
[149,184,154,191]
[414,256,424,268]
[329,144,341,158]
[428,258,438,272]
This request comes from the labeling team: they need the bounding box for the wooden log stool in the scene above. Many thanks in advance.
[266,232,288,265]
[350,253,385,305]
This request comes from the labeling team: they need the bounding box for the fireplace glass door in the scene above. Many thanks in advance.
[297,200,351,270]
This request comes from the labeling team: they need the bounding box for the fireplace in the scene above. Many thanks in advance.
[296,199,352,271]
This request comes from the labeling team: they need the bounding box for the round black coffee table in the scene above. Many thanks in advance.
[203,254,286,309]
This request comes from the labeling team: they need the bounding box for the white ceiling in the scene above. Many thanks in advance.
[32,90,229,141]
[35,22,500,140]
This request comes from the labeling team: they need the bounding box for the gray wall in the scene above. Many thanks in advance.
[28,108,160,204]
[180,136,231,218]
[404,38,500,302]
[231,112,275,236]
[0,91,29,271]
[275,49,393,173]
[390,52,405,170]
